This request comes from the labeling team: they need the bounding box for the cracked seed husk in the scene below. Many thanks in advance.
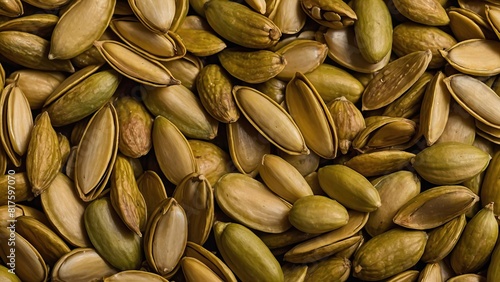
[26,111,61,196]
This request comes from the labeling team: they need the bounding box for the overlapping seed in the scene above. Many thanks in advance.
[2,0,500,281]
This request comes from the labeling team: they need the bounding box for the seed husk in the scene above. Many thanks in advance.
[286,73,337,158]
[352,0,392,64]
[40,173,91,248]
[476,119,500,138]
[16,216,71,267]
[481,151,500,215]
[486,5,500,40]
[352,116,418,152]
[214,222,284,282]
[450,203,499,274]
[110,17,186,61]
[282,263,307,282]
[300,0,356,29]
[26,111,61,196]
[318,165,381,212]
[104,270,169,282]
[365,171,421,237]
[412,142,491,185]
[286,234,361,264]
[160,53,203,91]
[273,0,306,34]
[0,77,33,166]
[177,28,227,57]
[305,256,351,282]
[385,270,420,282]
[344,150,415,177]
[172,172,214,245]
[0,0,22,17]
[128,0,176,33]
[43,64,101,108]
[361,50,432,111]
[383,71,433,118]
[45,69,121,127]
[0,172,33,205]
[392,22,456,68]
[447,274,487,282]
[0,205,49,230]
[181,257,224,282]
[0,231,48,282]
[227,115,271,177]
[417,262,442,282]
[334,234,364,260]
[204,0,282,49]
[110,154,147,237]
[153,115,197,185]
[393,185,479,230]
[49,0,115,60]
[75,103,118,201]
[115,96,152,158]
[137,170,167,219]
[435,100,476,145]
[233,85,308,155]
[259,154,313,203]
[0,265,21,281]
[352,228,428,281]
[84,197,143,271]
[0,31,74,72]
[94,40,180,87]
[460,0,495,17]
[421,213,466,263]
[323,26,391,73]
[51,248,119,282]
[305,64,364,104]
[214,173,292,233]
[188,139,233,186]
[366,120,417,148]
[444,74,500,129]
[328,96,365,154]
[142,84,219,140]
[21,0,68,9]
[288,195,348,234]
[5,0,500,280]
[488,238,500,282]
[6,80,32,155]
[184,241,237,282]
[440,39,500,76]
[284,209,368,263]
[6,69,65,109]
[420,71,451,145]
[218,49,286,84]
[392,0,449,26]
[448,8,496,41]
[144,198,188,277]
[276,40,328,80]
